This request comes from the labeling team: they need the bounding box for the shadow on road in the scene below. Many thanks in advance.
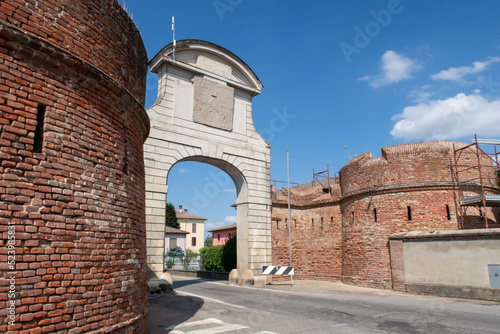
[148,292,204,334]
[172,277,226,289]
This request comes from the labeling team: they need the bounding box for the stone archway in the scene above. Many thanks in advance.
[144,40,271,287]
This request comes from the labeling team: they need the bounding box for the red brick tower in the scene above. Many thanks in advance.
[1,1,150,332]
[339,141,498,289]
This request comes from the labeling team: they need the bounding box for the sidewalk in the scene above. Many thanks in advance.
[204,277,498,305]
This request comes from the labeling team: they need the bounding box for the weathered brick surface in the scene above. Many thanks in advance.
[271,186,342,280]
[0,1,149,333]
[272,141,500,289]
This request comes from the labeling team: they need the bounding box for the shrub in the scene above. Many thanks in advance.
[201,245,224,271]
[165,258,175,269]
[182,249,198,269]
[222,233,237,272]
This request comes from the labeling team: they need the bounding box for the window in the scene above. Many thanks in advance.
[191,237,196,246]
[374,208,377,222]
[123,125,129,174]
[192,223,196,233]
[407,206,412,221]
[34,105,46,153]
[330,217,333,227]
[217,234,220,241]
[446,205,451,220]
[228,233,231,239]
[169,238,177,249]
[321,218,323,229]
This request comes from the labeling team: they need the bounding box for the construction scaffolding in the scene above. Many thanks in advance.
[452,135,500,229]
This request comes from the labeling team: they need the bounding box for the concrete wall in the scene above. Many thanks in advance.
[390,230,500,300]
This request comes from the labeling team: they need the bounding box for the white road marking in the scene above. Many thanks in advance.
[166,317,248,334]
[165,317,280,334]
[176,291,246,309]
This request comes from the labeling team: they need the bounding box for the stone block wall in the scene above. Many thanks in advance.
[0,1,150,333]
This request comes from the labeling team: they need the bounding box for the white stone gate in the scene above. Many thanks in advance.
[144,40,271,286]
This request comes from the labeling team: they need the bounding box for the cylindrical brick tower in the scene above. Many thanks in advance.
[0,1,150,333]
[339,141,499,289]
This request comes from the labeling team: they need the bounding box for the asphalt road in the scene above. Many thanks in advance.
[148,276,500,334]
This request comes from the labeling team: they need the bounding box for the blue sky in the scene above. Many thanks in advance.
[121,1,500,236]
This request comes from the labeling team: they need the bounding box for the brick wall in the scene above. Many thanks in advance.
[271,185,343,281]
[339,141,499,289]
[0,1,149,333]
[271,141,499,289]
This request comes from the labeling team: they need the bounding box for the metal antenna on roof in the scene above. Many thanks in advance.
[172,16,176,61]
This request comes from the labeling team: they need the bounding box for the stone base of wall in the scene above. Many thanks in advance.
[406,284,500,301]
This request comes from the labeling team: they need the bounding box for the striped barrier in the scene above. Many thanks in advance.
[262,266,294,276]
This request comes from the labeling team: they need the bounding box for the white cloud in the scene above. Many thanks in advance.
[204,220,225,233]
[178,167,189,174]
[359,50,421,88]
[408,85,435,103]
[431,57,500,82]
[391,93,500,140]
[224,216,237,223]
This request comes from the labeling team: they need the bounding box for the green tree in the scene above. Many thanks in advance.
[222,233,237,272]
[201,245,224,271]
[204,235,213,247]
[165,202,179,228]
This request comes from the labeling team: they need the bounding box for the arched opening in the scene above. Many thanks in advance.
[144,40,271,287]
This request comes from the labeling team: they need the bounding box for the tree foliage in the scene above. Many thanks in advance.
[200,245,224,271]
[204,235,213,247]
[222,233,237,272]
[165,202,179,228]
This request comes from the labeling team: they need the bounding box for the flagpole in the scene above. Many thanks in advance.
[172,16,176,61]
[287,151,293,285]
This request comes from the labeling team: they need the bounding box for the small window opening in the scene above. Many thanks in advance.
[34,105,46,153]
[407,206,412,221]
[294,219,297,228]
[311,218,314,228]
[321,218,324,229]
[352,211,354,222]
[123,125,129,174]
[374,208,377,222]
[446,205,451,221]
[330,217,333,227]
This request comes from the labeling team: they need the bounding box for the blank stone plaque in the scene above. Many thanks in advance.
[193,76,234,131]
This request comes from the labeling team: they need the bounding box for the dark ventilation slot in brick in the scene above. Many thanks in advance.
[33,105,46,153]
[330,217,333,227]
[311,218,314,228]
[374,208,377,222]
[407,206,412,221]
[123,125,129,174]
[321,217,324,229]
[446,205,451,220]
[294,219,297,228]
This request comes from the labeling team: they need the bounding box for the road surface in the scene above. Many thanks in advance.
[148,276,500,333]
